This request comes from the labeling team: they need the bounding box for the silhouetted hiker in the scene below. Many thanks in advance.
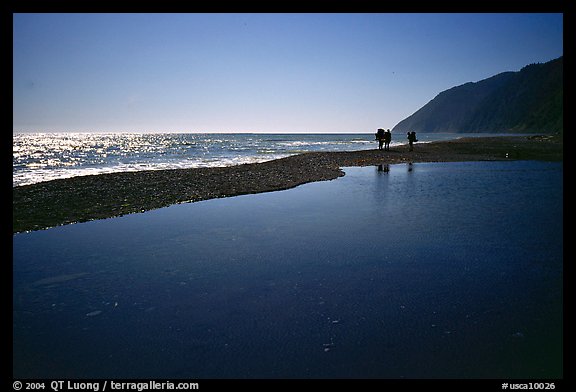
[375,128,385,150]
[407,131,418,151]
[384,129,392,151]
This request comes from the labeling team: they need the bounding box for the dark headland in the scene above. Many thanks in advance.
[13,135,562,234]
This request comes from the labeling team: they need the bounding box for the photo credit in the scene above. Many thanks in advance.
[12,381,199,392]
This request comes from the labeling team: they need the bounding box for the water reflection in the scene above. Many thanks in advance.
[377,163,390,173]
[377,162,413,173]
[13,161,563,379]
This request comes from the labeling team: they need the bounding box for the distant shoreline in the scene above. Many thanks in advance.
[13,135,563,234]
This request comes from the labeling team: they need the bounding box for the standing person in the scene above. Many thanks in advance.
[407,131,418,151]
[375,128,385,150]
[384,129,392,151]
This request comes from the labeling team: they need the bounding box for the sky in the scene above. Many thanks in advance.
[13,13,563,133]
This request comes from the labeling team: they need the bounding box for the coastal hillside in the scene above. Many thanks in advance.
[392,56,563,133]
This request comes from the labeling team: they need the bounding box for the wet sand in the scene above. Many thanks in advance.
[13,135,562,233]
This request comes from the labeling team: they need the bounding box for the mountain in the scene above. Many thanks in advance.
[392,56,563,134]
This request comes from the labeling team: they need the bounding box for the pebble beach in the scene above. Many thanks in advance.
[13,135,562,233]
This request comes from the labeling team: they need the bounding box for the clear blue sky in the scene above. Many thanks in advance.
[13,13,563,133]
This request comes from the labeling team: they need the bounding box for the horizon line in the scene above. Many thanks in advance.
[13,130,380,134]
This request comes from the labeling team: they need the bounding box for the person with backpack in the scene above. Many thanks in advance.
[375,128,385,150]
[407,131,418,151]
[383,129,392,151]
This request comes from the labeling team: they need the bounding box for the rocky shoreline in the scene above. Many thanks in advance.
[13,135,563,233]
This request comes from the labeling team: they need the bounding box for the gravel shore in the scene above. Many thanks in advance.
[13,135,562,233]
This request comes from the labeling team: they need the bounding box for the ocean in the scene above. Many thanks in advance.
[13,160,562,378]
[12,132,519,187]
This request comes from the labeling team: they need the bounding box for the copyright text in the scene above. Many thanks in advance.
[12,381,199,392]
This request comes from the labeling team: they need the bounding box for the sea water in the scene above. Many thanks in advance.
[12,160,562,378]
[13,132,521,187]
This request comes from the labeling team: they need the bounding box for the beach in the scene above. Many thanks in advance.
[13,13,564,381]
[13,135,562,233]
